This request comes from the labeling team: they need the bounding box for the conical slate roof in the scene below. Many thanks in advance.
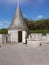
[8,2,28,31]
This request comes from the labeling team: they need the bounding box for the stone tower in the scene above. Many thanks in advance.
[8,0,28,31]
[8,0,28,43]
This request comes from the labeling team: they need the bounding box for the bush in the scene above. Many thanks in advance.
[28,30,49,35]
[0,28,8,34]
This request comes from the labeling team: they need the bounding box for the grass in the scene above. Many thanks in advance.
[28,30,49,35]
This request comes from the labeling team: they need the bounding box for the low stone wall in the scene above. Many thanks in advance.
[27,40,41,47]
[27,33,49,47]
[0,34,11,46]
[0,34,2,46]
[46,34,49,43]
[29,33,42,40]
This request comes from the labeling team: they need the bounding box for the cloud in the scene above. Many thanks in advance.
[0,21,3,26]
[36,15,43,19]
[0,20,11,28]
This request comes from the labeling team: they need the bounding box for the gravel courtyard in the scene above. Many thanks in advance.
[0,43,49,65]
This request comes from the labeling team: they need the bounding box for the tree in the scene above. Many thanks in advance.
[0,28,8,34]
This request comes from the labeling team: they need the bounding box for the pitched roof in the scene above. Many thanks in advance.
[8,2,28,31]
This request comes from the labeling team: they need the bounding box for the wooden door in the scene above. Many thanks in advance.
[18,31,22,42]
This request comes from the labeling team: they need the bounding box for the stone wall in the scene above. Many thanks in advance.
[27,33,49,47]
[0,34,11,46]
[0,34,2,43]
[0,33,49,46]
[30,33,42,40]
[2,34,11,43]
[8,30,18,43]
[22,31,27,43]
[46,34,49,43]
[8,30,27,43]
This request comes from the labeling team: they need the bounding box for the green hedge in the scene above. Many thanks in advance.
[28,30,49,35]
[0,29,8,34]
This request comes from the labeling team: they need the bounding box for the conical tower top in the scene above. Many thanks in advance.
[8,0,28,31]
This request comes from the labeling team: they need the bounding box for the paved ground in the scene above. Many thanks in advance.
[0,43,49,65]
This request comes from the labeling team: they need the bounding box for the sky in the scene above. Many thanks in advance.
[0,0,49,28]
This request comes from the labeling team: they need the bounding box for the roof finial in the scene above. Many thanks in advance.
[17,0,20,8]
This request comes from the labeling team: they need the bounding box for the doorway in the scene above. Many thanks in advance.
[18,31,22,42]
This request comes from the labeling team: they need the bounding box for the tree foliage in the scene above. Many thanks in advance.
[0,18,49,34]
[24,18,49,30]
[0,28,8,34]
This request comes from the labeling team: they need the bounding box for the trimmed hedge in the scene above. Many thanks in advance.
[28,30,49,35]
[0,29,8,34]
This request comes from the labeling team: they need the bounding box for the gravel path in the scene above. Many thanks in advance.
[0,44,49,65]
